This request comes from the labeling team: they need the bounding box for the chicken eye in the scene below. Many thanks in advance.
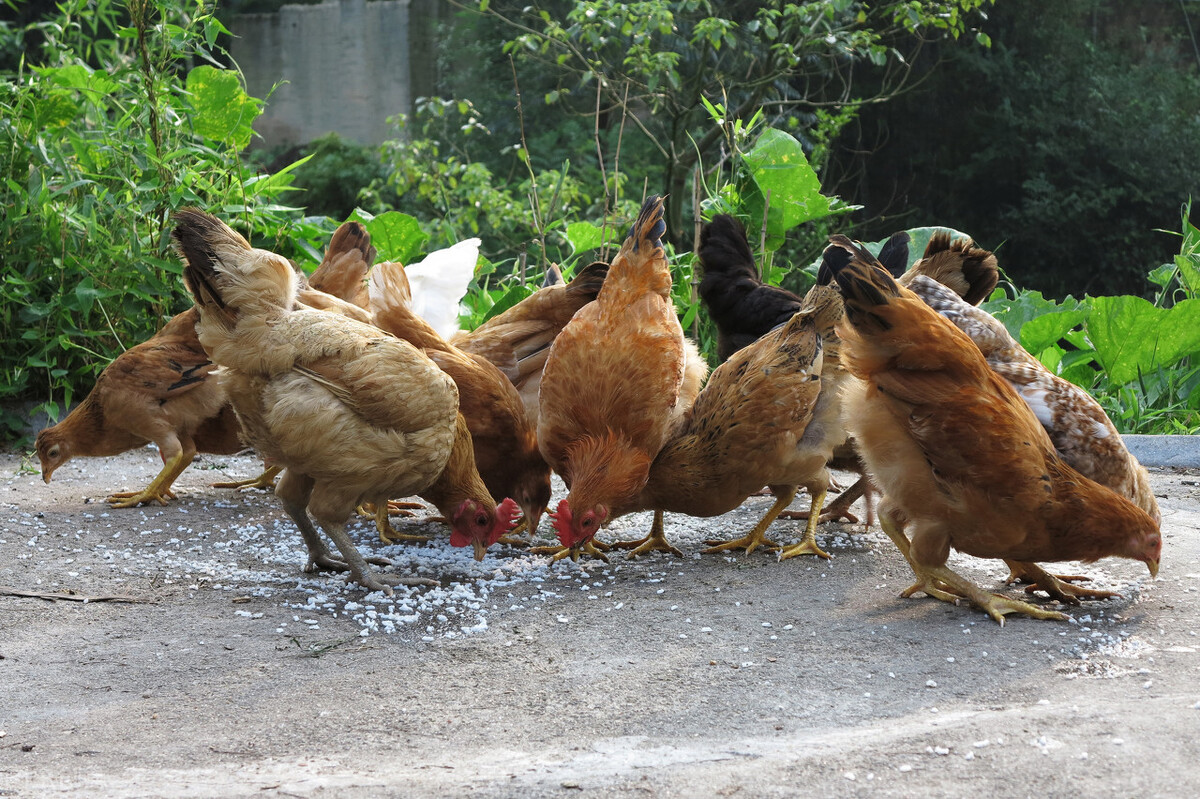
[475,513,488,527]
[47,445,60,459]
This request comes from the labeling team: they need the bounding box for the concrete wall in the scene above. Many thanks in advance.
[231,0,415,148]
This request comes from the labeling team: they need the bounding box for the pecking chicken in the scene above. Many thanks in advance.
[369,260,546,547]
[696,217,908,527]
[172,208,499,592]
[452,261,609,428]
[537,195,691,560]
[603,283,843,559]
[826,236,1161,624]
[35,306,245,507]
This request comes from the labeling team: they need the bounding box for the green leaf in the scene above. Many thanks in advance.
[1086,295,1200,386]
[352,210,429,265]
[481,284,534,324]
[1017,305,1089,356]
[185,66,261,150]
[740,128,841,250]
[564,220,613,254]
[981,289,1075,343]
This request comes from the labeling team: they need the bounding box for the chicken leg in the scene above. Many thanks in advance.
[776,487,832,560]
[702,486,794,555]
[880,515,1066,625]
[1003,560,1121,604]
[779,476,872,526]
[107,446,193,508]
[611,509,683,558]
[212,464,283,492]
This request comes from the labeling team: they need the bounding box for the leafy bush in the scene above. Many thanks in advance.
[0,0,307,437]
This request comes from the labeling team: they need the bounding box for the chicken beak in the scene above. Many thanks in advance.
[1147,559,1159,579]
[473,539,487,562]
[42,471,52,485]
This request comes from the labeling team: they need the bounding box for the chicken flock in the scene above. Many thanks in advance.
[35,197,1162,625]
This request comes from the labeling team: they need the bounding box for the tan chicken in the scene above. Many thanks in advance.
[601,285,842,559]
[453,261,609,427]
[538,195,690,560]
[173,208,483,593]
[826,236,1160,624]
[368,260,549,546]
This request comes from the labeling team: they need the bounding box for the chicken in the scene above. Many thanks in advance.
[172,208,499,593]
[453,261,609,427]
[826,236,1161,624]
[601,284,842,559]
[304,220,375,310]
[404,238,482,339]
[701,215,908,361]
[696,217,906,526]
[895,231,998,304]
[369,260,549,545]
[906,273,1161,595]
[34,306,244,507]
[538,195,689,559]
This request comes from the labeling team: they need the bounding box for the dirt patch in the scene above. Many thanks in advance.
[3,448,1199,797]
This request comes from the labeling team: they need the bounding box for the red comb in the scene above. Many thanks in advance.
[487,497,521,545]
[551,499,575,547]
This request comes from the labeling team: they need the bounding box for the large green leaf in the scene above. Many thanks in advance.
[185,66,261,150]
[350,209,429,265]
[981,289,1075,343]
[740,128,841,250]
[564,220,616,254]
[1086,295,1200,386]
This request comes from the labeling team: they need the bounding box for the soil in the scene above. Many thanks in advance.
[2,448,1199,798]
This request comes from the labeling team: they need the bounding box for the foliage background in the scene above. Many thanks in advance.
[1,0,1198,441]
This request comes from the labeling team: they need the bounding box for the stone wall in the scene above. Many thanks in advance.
[231,0,422,148]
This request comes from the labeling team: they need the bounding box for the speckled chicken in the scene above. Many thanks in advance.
[827,236,1160,624]
[907,274,1160,597]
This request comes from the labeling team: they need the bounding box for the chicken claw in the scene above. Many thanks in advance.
[107,486,176,508]
[212,465,282,492]
[530,540,611,563]
[611,510,683,558]
[1004,561,1121,605]
[704,488,794,556]
[777,488,831,560]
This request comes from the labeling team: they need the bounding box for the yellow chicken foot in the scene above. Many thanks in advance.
[878,514,960,600]
[107,450,189,508]
[211,465,282,491]
[373,504,433,545]
[777,488,832,561]
[703,487,796,556]
[530,539,611,563]
[911,564,1069,625]
[779,477,867,525]
[1003,560,1121,605]
[610,510,683,558]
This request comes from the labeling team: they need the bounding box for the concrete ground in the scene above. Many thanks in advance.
[2,448,1199,798]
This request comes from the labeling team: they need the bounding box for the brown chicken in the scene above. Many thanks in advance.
[826,236,1161,624]
[452,261,609,427]
[602,285,842,559]
[907,274,1160,594]
[173,208,508,592]
[537,195,690,559]
[369,260,548,546]
[34,306,244,507]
